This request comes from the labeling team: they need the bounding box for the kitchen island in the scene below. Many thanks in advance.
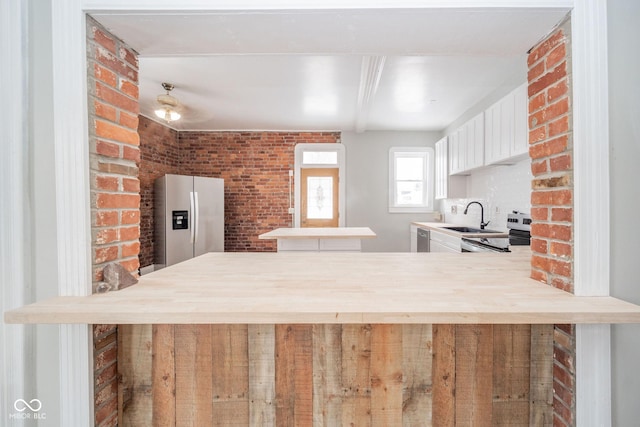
[6,252,640,426]
[258,226,376,252]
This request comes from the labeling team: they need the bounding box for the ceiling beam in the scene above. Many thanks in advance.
[355,55,386,133]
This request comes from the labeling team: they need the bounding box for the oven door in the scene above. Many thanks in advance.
[461,237,510,253]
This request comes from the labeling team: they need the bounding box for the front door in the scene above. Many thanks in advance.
[300,168,339,227]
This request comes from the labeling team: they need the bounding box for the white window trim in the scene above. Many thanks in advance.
[388,147,434,213]
[3,1,612,425]
[294,143,345,227]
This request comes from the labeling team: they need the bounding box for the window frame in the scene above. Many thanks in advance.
[388,147,434,213]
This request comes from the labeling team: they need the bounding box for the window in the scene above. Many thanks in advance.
[388,147,434,213]
[302,151,338,165]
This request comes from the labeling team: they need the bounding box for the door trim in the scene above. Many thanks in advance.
[294,143,346,227]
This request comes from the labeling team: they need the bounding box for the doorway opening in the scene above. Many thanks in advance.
[294,143,345,227]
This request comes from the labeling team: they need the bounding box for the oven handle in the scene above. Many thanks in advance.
[461,239,503,253]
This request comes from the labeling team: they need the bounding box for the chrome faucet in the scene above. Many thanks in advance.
[464,201,490,229]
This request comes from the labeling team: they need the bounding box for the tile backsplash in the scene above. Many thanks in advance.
[440,158,532,231]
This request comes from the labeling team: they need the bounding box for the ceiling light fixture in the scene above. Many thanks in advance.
[154,82,181,123]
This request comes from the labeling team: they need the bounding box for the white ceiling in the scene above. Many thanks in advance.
[92,7,570,132]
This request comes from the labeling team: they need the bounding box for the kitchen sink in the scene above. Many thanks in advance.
[442,226,502,234]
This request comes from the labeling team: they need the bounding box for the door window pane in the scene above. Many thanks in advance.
[302,151,338,165]
[306,177,334,219]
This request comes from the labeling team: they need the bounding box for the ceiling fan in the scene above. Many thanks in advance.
[154,82,182,123]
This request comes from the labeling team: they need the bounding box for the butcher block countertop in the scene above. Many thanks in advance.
[5,251,640,325]
[259,226,377,239]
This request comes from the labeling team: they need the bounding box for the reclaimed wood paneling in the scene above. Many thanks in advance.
[211,324,249,426]
[432,324,456,427]
[152,324,175,427]
[118,324,153,427]
[370,324,403,426]
[455,325,494,426]
[126,323,552,426]
[175,324,213,427]
[529,324,554,426]
[248,324,276,426]
[402,324,433,427]
[493,324,531,426]
[275,324,314,426]
[312,324,343,426]
[341,324,372,426]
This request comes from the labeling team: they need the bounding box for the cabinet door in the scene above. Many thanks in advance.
[465,112,484,170]
[430,230,461,252]
[436,137,466,200]
[448,131,460,175]
[498,93,514,162]
[484,100,499,165]
[435,138,447,199]
[511,83,529,158]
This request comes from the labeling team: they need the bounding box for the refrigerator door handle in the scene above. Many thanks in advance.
[189,191,196,244]
[194,191,200,243]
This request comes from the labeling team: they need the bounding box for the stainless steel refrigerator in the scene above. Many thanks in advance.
[154,174,224,269]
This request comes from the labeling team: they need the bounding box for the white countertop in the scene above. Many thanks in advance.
[259,227,377,240]
[412,222,508,238]
[5,251,640,325]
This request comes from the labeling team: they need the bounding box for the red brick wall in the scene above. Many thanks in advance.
[527,20,575,427]
[178,131,340,251]
[87,16,140,427]
[138,116,180,267]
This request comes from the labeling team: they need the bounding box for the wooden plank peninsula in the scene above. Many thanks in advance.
[6,252,640,425]
[5,251,640,325]
[258,226,376,252]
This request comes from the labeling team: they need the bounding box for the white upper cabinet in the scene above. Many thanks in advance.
[484,82,529,165]
[465,112,485,170]
[435,136,465,200]
[511,83,529,158]
[448,112,484,176]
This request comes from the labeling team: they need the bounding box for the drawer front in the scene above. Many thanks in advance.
[429,230,461,252]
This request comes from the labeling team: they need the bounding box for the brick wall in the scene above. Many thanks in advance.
[138,116,180,267]
[87,16,140,427]
[527,20,575,427]
[179,131,339,251]
[137,130,340,256]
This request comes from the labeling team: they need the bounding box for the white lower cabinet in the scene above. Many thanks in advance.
[429,230,462,253]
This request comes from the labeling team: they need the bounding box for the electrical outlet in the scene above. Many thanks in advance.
[495,206,500,214]
[288,207,295,214]
[451,205,458,214]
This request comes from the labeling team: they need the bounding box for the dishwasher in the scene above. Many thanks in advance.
[417,228,430,252]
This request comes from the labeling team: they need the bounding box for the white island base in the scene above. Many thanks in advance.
[258,226,376,252]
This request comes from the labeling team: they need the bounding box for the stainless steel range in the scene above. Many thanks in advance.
[461,211,531,253]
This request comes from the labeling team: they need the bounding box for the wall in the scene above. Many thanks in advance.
[138,116,180,268]
[29,0,61,425]
[87,17,140,427]
[608,0,640,425]
[526,20,575,427]
[341,131,441,252]
[441,159,532,230]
